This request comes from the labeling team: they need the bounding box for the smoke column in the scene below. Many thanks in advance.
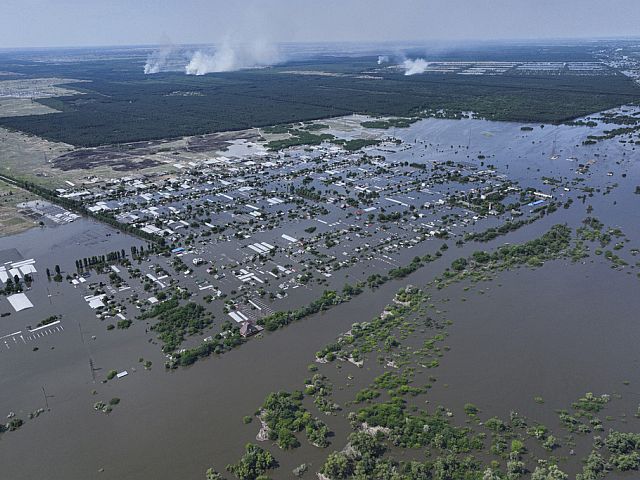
[402,58,430,75]
[185,38,281,75]
[144,42,175,74]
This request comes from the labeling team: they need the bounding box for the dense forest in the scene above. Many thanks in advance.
[0,47,639,147]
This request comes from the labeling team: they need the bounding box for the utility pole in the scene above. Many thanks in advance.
[42,386,49,410]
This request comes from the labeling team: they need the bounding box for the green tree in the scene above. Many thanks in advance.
[226,444,277,480]
[321,452,353,479]
[205,468,225,480]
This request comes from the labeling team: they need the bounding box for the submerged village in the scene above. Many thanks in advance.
[1,114,573,358]
[3,4,640,476]
[2,105,640,479]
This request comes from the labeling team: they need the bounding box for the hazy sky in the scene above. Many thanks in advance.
[1,0,639,49]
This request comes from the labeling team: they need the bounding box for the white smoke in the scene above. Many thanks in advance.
[185,39,281,75]
[377,55,389,65]
[402,58,431,76]
[144,42,175,75]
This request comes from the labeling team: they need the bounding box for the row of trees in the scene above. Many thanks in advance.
[75,249,127,270]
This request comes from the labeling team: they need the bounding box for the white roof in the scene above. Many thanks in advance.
[19,265,37,275]
[7,293,34,312]
[282,234,298,243]
[228,311,249,323]
[85,294,106,309]
[88,298,105,309]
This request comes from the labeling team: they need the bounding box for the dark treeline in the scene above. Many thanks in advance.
[0,54,638,147]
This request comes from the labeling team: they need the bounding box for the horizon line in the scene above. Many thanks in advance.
[1,35,639,54]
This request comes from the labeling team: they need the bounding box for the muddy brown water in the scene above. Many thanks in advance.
[1,114,640,479]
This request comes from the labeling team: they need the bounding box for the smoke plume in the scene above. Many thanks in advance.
[185,39,281,75]
[144,39,176,74]
[401,58,430,76]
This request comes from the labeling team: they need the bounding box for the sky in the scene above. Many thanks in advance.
[1,0,639,49]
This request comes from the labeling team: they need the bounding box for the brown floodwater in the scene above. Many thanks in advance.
[1,114,640,479]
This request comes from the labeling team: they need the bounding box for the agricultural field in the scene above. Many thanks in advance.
[0,179,38,236]
[0,98,58,118]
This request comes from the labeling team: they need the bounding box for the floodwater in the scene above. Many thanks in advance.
[1,112,640,479]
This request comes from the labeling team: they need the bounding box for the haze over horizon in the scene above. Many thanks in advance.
[1,0,639,50]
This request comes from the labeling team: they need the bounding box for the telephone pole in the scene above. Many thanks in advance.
[42,386,50,410]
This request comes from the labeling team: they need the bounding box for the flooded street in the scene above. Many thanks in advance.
[1,113,640,479]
